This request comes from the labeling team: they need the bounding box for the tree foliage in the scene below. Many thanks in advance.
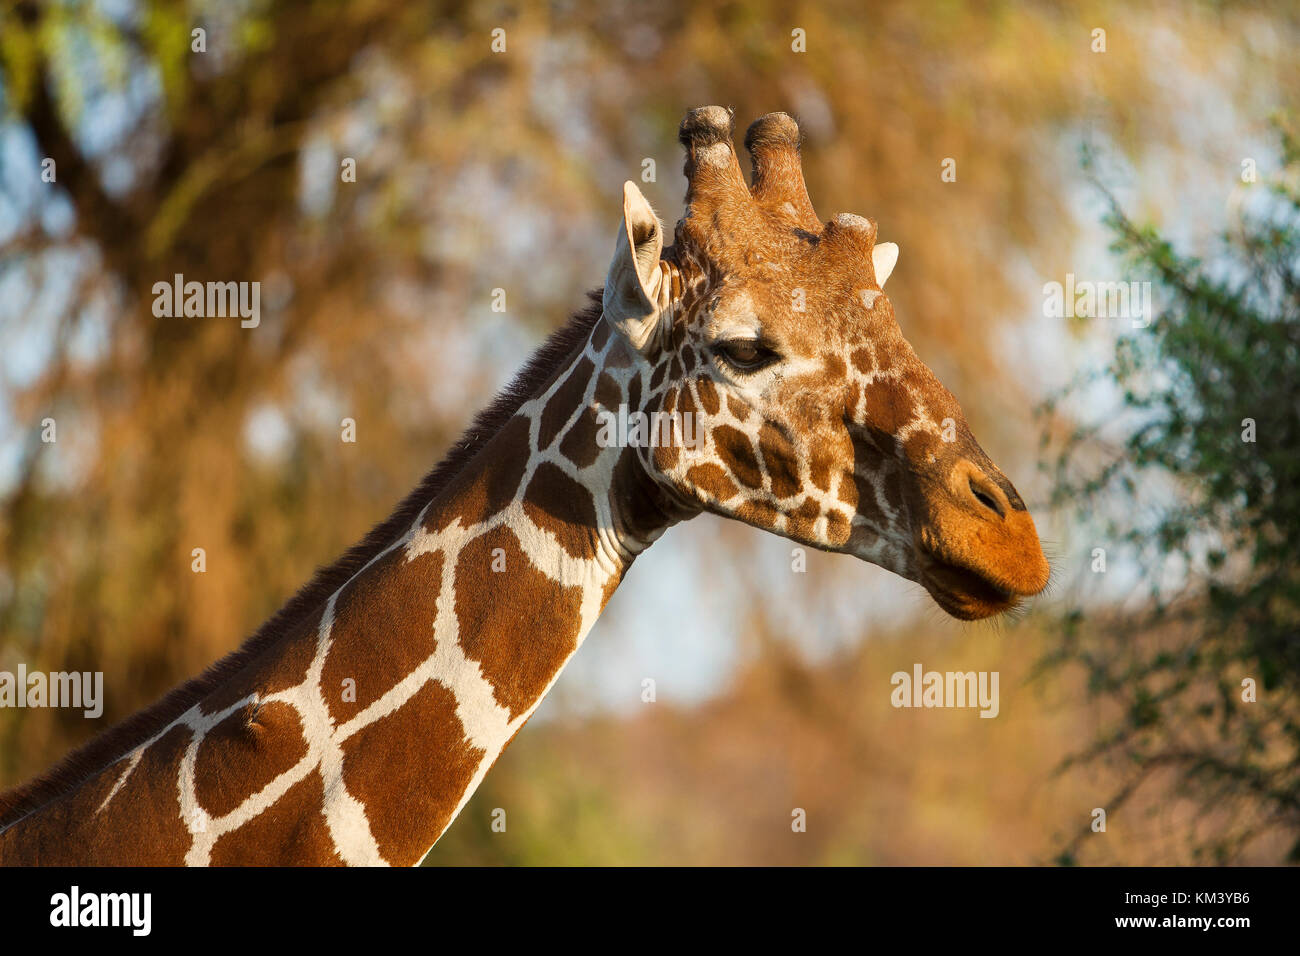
[1043,123,1300,863]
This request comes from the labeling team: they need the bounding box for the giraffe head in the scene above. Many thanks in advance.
[600,106,1049,619]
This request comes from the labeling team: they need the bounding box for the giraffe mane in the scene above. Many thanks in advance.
[0,293,606,831]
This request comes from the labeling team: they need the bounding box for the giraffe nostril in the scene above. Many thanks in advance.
[968,476,1005,519]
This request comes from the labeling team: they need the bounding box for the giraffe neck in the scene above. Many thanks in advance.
[0,319,689,866]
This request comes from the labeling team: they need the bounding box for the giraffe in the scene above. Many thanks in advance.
[0,107,1049,865]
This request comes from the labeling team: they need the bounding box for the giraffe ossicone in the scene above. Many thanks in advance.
[0,107,1049,866]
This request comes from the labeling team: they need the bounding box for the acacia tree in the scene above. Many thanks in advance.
[1043,125,1300,863]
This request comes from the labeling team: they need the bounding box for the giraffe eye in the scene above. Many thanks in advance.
[714,339,778,372]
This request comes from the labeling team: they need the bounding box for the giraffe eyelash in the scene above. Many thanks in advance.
[712,339,781,373]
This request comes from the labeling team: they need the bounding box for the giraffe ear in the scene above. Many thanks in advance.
[603,181,666,351]
[872,242,899,287]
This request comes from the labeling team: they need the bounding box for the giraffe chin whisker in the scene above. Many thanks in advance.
[919,557,1021,621]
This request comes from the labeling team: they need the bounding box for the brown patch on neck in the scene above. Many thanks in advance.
[452,525,584,719]
[209,768,342,866]
[320,548,444,725]
[339,680,484,866]
[194,700,308,818]
[521,462,601,561]
[559,407,602,468]
[539,357,594,450]
[594,372,622,410]
[427,415,531,534]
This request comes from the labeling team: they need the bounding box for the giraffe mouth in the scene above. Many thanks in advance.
[919,556,1020,621]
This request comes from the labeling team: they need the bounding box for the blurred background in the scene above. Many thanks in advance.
[1,0,1298,864]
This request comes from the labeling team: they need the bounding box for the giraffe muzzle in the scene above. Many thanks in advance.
[911,459,1051,620]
